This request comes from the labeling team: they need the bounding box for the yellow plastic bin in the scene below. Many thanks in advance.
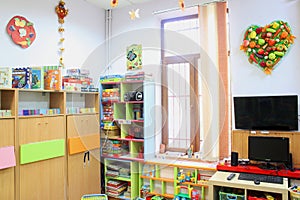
[81,194,108,200]
[289,187,300,200]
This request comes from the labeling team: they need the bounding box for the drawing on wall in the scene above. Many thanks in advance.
[240,20,296,74]
[6,15,36,48]
[126,44,142,71]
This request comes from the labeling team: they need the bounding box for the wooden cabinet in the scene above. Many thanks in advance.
[231,130,300,168]
[67,114,100,200]
[0,88,101,200]
[0,118,15,200]
[209,171,288,199]
[18,116,66,200]
[0,89,16,200]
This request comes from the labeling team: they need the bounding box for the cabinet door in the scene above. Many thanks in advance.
[67,115,99,137]
[67,115,100,200]
[0,119,15,200]
[19,157,65,200]
[68,150,100,200]
[18,116,66,200]
[19,116,65,144]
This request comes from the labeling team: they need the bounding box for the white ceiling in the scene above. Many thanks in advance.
[85,0,154,10]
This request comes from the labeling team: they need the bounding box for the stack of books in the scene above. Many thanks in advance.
[106,180,127,198]
[125,71,152,81]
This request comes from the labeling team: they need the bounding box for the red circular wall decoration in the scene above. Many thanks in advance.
[6,16,36,49]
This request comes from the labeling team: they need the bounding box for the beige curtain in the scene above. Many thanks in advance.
[198,2,229,160]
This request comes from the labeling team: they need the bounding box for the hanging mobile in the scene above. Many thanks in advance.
[55,0,68,68]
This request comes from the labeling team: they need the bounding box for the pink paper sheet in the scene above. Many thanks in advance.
[0,146,16,170]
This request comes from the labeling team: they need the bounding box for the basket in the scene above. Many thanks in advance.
[219,191,245,200]
[81,194,108,200]
[289,187,300,200]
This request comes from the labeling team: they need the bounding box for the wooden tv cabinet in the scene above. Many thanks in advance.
[232,130,300,168]
[209,171,289,199]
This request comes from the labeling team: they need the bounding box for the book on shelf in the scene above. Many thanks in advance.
[12,67,32,89]
[44,68,61,90]
[31,67,44,89]
[0,67,12,88]
[125,71,152,81]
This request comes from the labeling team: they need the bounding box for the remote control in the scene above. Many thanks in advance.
[227,173,236,181]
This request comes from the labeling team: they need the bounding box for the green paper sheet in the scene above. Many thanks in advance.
[20,139,65,164]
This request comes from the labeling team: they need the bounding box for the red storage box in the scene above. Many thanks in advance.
[248,196,267,200]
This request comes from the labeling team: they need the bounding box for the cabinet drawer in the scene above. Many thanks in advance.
[19,116,64,144]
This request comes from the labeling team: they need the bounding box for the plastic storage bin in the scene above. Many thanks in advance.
[219,191,245,200]
[248,196,267,200]
[81,194,108,200]
[289,186,300,200]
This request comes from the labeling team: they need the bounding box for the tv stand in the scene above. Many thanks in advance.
[258,162,277,170]
[209,171,289,199]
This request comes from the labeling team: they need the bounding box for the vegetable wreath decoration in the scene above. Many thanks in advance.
[240,20,296,74]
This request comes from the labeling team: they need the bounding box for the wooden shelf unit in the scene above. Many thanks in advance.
[0,88,100,200]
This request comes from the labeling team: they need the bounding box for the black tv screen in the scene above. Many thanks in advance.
[234,95,298,131]
[248,136,290,163]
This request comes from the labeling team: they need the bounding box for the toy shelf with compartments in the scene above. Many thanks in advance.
[100,79,155,199]
[104,158,139,199]
[139,159,216,199]
[100,80,155,161]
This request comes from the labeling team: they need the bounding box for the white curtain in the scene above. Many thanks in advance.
[198,2,229,161]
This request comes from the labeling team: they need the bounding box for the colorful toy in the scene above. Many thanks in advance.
[174,186,193,200]
[177,170,185,183]
[240,20,296,74]
[191,189,200,200]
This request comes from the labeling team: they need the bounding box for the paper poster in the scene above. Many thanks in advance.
[0,146,16,170]
[126,44,142,71]
[20,139,65,164]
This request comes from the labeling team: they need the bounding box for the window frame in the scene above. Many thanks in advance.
[161,14,200,153]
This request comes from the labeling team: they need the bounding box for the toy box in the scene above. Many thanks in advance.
[0,67,12,88]
[12,67,31,88]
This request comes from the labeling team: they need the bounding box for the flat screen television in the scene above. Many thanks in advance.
[248,136,290,168]
[234,95,298,131]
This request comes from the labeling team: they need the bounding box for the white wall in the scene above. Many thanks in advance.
[0,0,105,79]
[228,0,300,96]
[107,0,215,154]
[108,0,300,156]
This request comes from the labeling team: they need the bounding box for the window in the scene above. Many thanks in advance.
[161,15,201,152]
[161,2,229,160]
